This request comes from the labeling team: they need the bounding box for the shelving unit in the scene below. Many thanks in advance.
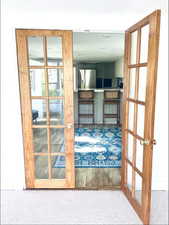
[103,91,120,125]
[78,91,95,126]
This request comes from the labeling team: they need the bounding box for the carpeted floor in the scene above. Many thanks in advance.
[54,127,122,169]
[1,190,168,224]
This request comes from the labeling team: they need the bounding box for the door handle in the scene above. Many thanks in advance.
[66,123,73,128]
[140,139,157,145]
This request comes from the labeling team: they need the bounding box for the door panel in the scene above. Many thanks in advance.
[16,29,75,188]
[121,10,160,225]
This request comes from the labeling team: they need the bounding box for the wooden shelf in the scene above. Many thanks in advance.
[103,91,120,125]
[104,114,118,118]
[104,98,120,104]
[78,91,95,126]
[78,100,94,104]
[79,114,95,117]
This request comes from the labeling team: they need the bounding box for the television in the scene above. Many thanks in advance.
[104,78,112,88]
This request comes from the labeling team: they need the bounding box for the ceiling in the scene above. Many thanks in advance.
[73,32,124,63]
[5,0,166,15]
[28,32,124,64]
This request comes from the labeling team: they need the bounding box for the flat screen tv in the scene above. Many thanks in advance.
[104,78,112,88]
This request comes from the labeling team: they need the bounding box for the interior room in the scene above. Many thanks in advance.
[30,32,125,189]
[73,32,124,188]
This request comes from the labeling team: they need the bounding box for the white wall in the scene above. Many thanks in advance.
[114,57,124,78]
[1,0,168,190]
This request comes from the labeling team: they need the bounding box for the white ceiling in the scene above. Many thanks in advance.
[4,0,167,14]
[28,32,124,63]
[73,32,124,63]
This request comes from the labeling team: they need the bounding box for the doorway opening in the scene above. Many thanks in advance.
[72,31,124,189]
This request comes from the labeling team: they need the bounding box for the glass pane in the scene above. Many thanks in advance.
[104,118,117,124]
[140,25,149,63]
[127,163,132,191]
[49,99,64,125]
[136,139,144,172]
[51,155,65,179]
[127,133,134,161]
[104,104,117,114]
[48,69,64,96]
[33,128,48,153]
[28,36,44,66]
[50,128,65,152]
[130,31,138,65]
[47,36,63,66]
[79,117,94,124]
[129,68,136,99]
[79,104,94,114]
[128,102,135,131]
[32,99,47,125]
[138,67,147,102]
[137,104,145,137]
[135,172,142,205]
[35,156,48,179]
[29,69,45,96]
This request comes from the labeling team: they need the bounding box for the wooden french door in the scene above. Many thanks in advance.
[121,10,160,225]
[16,30,75,188]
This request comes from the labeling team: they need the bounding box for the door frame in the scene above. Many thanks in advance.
[16,29,75,189]
[121,10,161,225]
[16,9,161,224]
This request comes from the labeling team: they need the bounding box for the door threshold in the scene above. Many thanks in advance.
[24,186,121,191]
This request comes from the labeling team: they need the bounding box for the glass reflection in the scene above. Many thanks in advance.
[135,172,142,205]
[127,163,132,191]
[50,128,65,152]
[35,156,48,179]
[140,25,150,63]
[47,36,63,66]
[28,36,44,66]
[33,128,48,153]
[48,69,64,96]
[128,102,135,131]
[130,31,138,65]
[138,67,147,102]
[51,155,65,179]
[32,99,47,125]
[49,100,64,125]
[29,69,45,96]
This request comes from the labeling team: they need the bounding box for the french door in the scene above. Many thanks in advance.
[16,30,75,188]
[16,9,160,224]
[121,10,161,225]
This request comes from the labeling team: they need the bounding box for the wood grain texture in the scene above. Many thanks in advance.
[63,31,75,188]
[121,31,130,188]
[16,29,75,189]
[16,30,35,188]
[132,28,141,197]
[142,10,161,225]
[121,10,161,225]
[75,168,121,189]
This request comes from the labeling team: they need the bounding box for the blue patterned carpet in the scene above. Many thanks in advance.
[54,127,122,168]
[75,128,122,168]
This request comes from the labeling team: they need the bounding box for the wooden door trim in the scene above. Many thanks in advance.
[16,30,35,188]
[121,10,161,225]
[126,10,160,33]
[16,29,75,189]
[63,31,75,188]
[142,10,161,224]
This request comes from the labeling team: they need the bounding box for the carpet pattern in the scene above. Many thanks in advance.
[54,128,122,168]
